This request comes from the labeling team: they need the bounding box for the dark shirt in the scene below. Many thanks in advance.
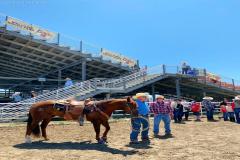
[175,104,183,112]
[220,101,227,106]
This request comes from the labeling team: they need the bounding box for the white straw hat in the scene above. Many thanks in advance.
[203,96,213,100]
[135,93,147,98]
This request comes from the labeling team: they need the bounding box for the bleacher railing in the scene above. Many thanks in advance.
[163,65,240,91]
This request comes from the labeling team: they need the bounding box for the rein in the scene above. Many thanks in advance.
[131,116,150,132]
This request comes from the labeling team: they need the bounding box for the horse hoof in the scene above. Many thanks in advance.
[44,138,49,141]
[98,138,106,144]
[25,136,32,143]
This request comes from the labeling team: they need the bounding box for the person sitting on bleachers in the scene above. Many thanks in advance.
[64,78,73,87]
[12,92,22,102]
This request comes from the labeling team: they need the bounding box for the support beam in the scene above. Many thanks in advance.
[176,78,181,98]
[203,91,206,97]
[151,84,155,101]
[162,64,166,74]
[106,93,111,100]
[232,79,235,91]
[58,70,62,88]
[203,69,207,84]
[82,59,86,81]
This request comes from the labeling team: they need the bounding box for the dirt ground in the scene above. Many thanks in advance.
[0,117,240,160]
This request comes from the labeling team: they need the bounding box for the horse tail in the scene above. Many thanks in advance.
[32,123,40,137]
[27,112,41,137]
[27,112,32,126]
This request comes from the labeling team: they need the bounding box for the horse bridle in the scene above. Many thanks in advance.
[126,101,137,114]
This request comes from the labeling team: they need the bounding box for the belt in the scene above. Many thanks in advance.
[139,114,149,117]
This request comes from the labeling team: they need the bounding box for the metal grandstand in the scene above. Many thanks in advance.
[0,14,136,92]
[0,14,240,122]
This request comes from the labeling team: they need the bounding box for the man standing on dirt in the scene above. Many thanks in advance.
[202,97,215,121]
[130,93,150,144]
[233,96,240,124]
[150,95,173,137]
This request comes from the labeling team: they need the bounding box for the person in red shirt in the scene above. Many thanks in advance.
[191,101,201,121]
[220,98,228,121]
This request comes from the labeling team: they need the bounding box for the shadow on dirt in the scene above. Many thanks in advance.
[14,141,138,156]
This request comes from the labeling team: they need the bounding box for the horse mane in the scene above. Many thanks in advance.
[88,99,127,110]
[32,100,56,107]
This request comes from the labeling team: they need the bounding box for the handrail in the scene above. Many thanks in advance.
[163,65,240,91]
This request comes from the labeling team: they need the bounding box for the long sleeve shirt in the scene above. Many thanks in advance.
[150,101,173,114]
[234,101,240,109]
[136,99,149,116]
[64,80,73,87]
[202,100,214,111]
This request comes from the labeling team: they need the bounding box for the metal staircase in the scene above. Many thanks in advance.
[0,65,166,121]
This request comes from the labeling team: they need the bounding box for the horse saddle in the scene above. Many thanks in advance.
[54,100,86,113]
[53,103,68,112]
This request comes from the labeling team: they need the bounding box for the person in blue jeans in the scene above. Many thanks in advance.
[173,99,184,123]
[130,93,150,144]
[233,96,240,124]
[202,96,215,121]
[150,95,173,136]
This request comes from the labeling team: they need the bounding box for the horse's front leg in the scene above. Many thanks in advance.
[41,117,52,141]
[101,120,110,143]
[92,121,101,142]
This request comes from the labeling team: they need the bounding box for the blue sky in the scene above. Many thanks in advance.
[0,0,240,80]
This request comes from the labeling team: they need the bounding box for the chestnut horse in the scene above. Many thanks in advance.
[25,97,136,144]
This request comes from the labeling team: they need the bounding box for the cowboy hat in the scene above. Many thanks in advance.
[156,95,165,99]
[233,96,240,101]
[203,96,213,100]
[135,93,147,98]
